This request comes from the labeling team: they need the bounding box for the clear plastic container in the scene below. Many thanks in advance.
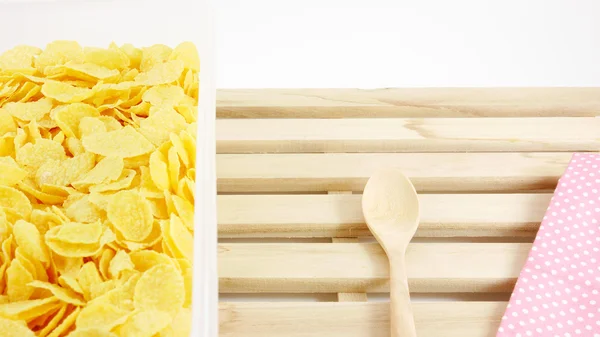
[0,0,216,336]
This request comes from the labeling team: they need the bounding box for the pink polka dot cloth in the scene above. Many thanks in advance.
[497,153,600,337]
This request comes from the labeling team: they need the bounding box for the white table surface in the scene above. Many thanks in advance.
[216,0,600,89]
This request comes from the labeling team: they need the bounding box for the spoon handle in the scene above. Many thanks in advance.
[390,258,417,337]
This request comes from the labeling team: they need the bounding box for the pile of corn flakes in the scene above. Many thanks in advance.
[0,40,197,336]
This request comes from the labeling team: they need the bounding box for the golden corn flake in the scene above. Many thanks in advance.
[0,186,32,220]
[34,41,84,73]
[0,296,61,322]
[84,46,130,70]
[0,157,27,187]
[51,103,100,138]
[119,44,143,70]
[41,81,94,103]
[13,220,50,264]
[135,60,184,86]
[142,85,184,107]
[133,264,184,315]
[16,138,67,173]
[0,45,41,74]
[65,196,103,224]
[88,169,136,194]
[47,222,103,245]
[107,190,153,242]
[6,259,35,302]
[0,40,197,336]
[169,215,193,262]
[82,125,154,158]
[0,109,17,136]
[58,275,84,295]
[48,63,120,83]
[115,309,171,337]
[170,42,200,72]
[18,180,67,205]
[149,151,170,191]
[3,98,53,122]
[107,250,134,279]
[0,317,36,337]
[28,281,85,306]
[129,251,175,273]
[75,303,130,331]
[139,44,172,72]
[72,156,123,191]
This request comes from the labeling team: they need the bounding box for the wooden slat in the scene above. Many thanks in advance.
[217,88,600,118]
[218,243,529,293]
[218,193,550,238]
[217,117,600,153]
[219,301,505,337]
[217,152,572,193]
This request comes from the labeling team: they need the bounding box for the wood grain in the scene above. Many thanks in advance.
[217,193,551,238]
[218,243,530,293]
[217,88,600,118]
[217,118,600,153]
[217,152,572,193]
[219,301,506,337]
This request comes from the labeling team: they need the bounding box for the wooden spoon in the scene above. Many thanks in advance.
[362,168,420,337]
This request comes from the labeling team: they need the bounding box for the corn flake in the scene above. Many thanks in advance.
[133,264,184,315]
[0,157,27,187]
[16,138,67,173]
[28,281,85,306]
[85,46,130,70]
[107,190,153,242]
[82,125,154,158]
[142,85,184,107]
[41,81,94,103]
[3,98,52,122]
[139,44,172,71]
[75,302,130,331]
[51,103,100,138]
[135,60,184,86]
[0,316,36,337]
[13,220,50,265]
[114,309,172,337]
[0,45,41,74]
[0,186,32,220]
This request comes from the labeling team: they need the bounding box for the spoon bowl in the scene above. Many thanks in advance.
[362,168,420,337]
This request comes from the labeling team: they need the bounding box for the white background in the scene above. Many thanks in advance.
[216,0,600,88]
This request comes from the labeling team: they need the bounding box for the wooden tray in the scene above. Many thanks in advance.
[215,88,600,337]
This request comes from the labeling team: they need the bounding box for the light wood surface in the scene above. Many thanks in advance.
[217,152,571,193]
[217,117,600,153]
[214,88,598,336]
[217,193,550,238]
[219,301,506,337]
[218,243,530,293]
[217,88,600,118]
